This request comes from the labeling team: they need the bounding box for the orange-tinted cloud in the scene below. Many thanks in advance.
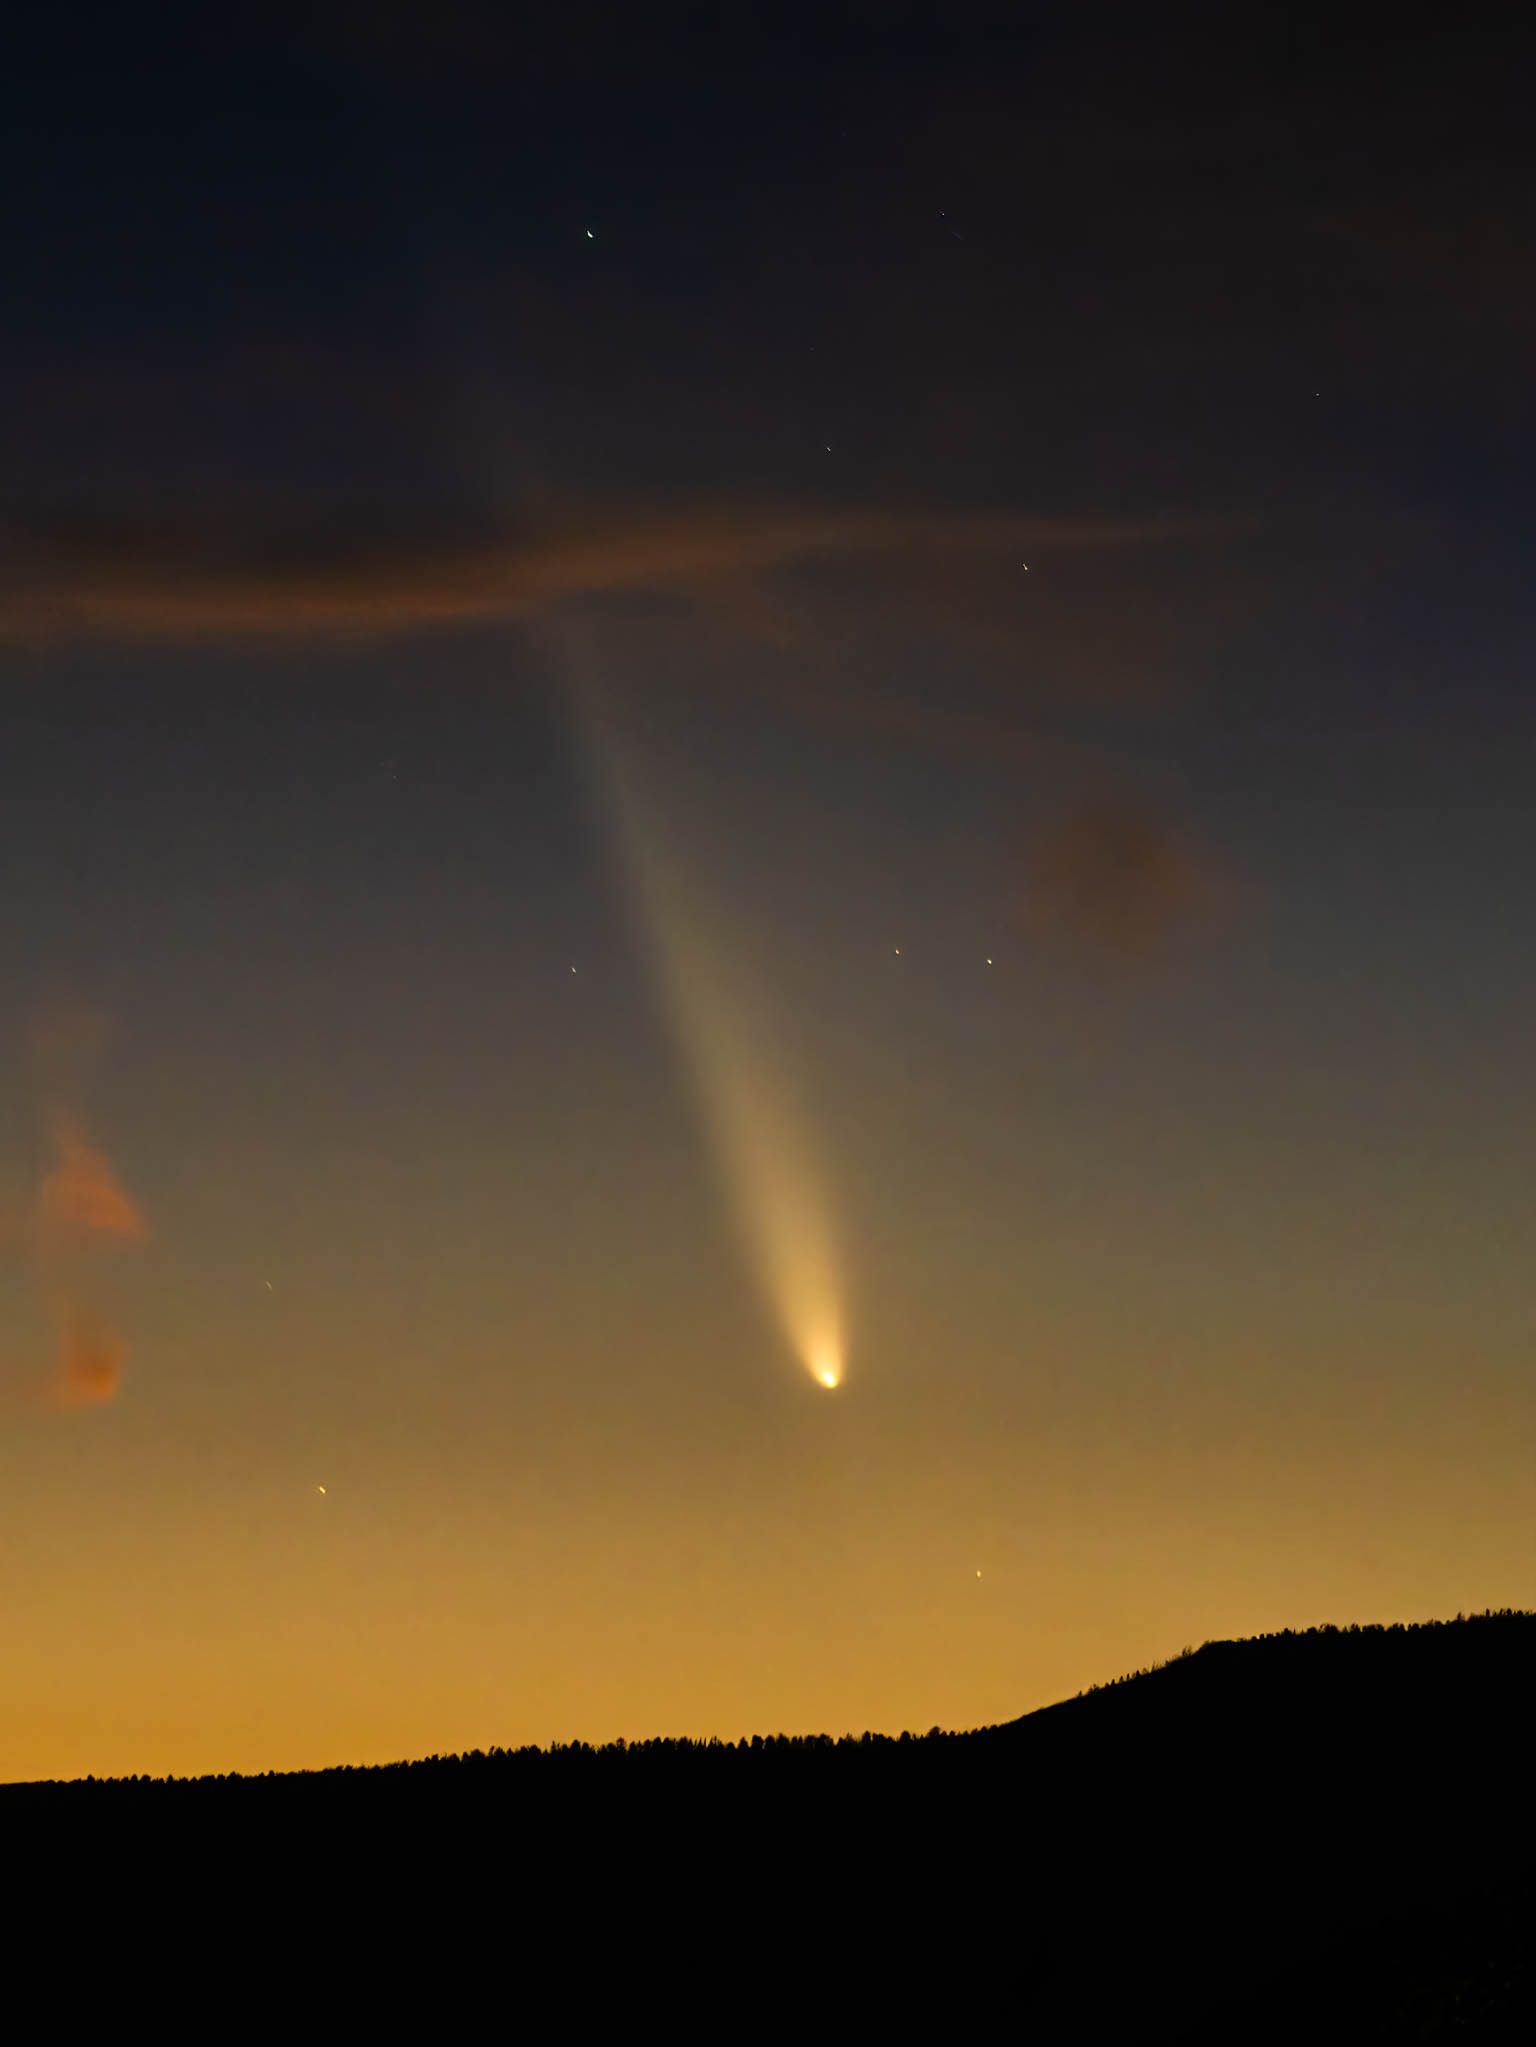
[1023,798,1233,963]
[6,1032,150,1412]
[38,1117,148,1247]
[0,501,1213,647]
[53,1303,126,1409]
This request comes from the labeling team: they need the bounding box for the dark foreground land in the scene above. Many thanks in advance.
[11,1613,1536,2037]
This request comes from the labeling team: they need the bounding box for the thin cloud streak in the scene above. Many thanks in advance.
[0,501,1215,647]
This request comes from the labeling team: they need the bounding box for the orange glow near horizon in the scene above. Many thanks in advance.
[7,1353,1530,1783]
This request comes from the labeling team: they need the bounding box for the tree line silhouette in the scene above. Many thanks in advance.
[9,1609,1536,2037]
[22,1610,1533,1794]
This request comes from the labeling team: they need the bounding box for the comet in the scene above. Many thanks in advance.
[569,643,847,1392]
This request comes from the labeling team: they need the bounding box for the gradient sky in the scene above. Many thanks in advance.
[2,7,1534,1779]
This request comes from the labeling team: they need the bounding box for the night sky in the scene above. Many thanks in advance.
[3,7,1534,1779]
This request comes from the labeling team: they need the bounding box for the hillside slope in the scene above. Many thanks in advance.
[10,1613,1535,2036]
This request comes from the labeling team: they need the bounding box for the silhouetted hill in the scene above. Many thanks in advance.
[11,1613,1536,2037]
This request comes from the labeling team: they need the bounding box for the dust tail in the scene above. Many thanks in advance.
[560,628,846,1391]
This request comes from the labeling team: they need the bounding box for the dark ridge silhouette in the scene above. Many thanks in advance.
[11,1612,1536,2037]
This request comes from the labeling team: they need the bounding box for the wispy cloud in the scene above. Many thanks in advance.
[0,499,1210,647]
[53,1302,128,1410]
[5,1010,148,1411]
[38,1115,149,1247]
[1022,797,1234,963]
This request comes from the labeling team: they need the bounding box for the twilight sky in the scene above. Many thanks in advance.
[2,6,1534,1779]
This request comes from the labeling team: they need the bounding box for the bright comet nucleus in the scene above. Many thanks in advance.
[808,1331,844,1389]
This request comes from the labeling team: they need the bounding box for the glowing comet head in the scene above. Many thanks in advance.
[806,1333,843,1390]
